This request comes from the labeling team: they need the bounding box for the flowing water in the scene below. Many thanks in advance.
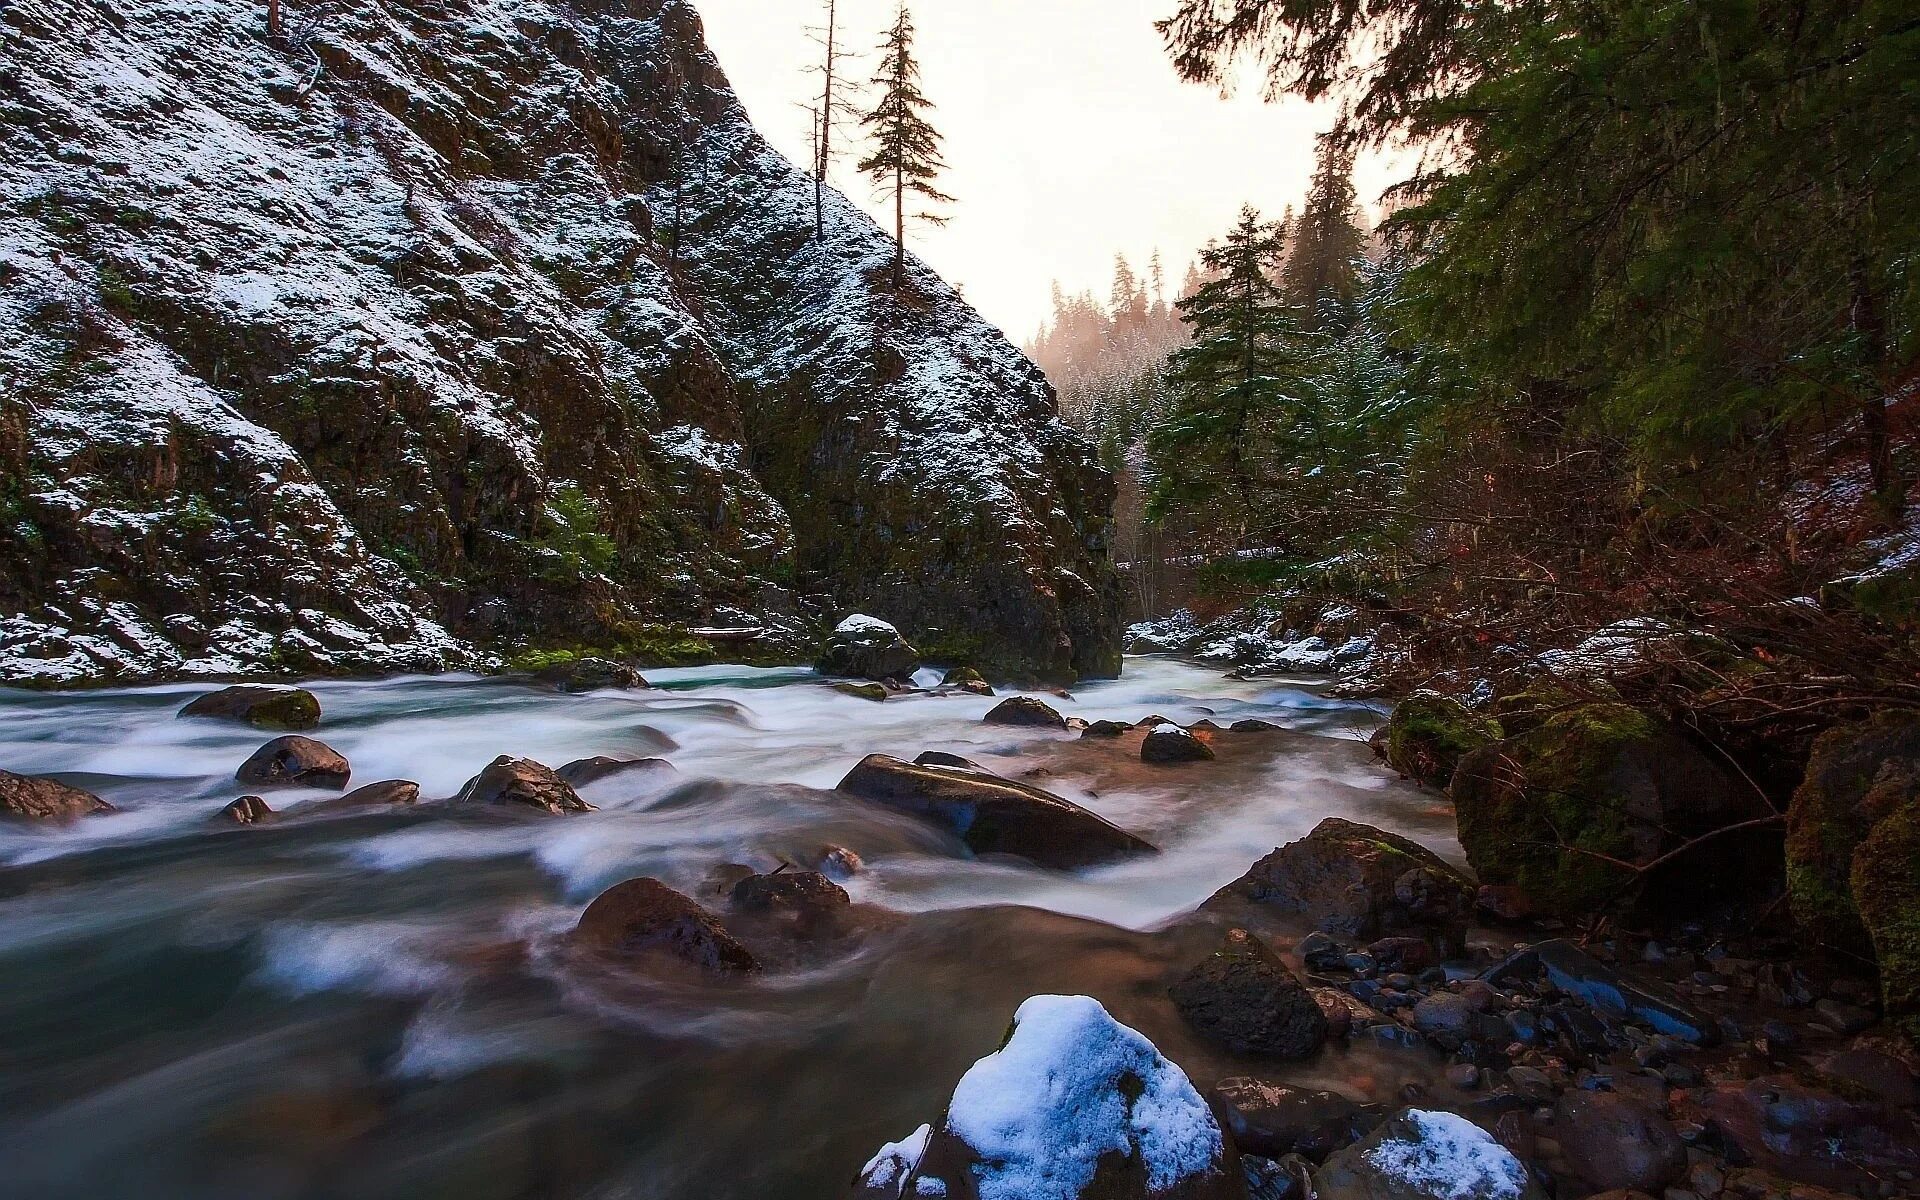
[0,657,1459,1199]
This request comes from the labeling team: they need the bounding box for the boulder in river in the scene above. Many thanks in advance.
[178,684,321,730]
[455,755,594,814]
[1205,817,1473,950]
[1082,719,1131,738]
[729,870,851,934]
[982,695,1068,730]
[1383,692,1499,787]
[0,769,115,821]
[1450,701,1768,920]
[836,753,1156,869]
[941,666,994,696]
[306,780,420,812]
[574,877,758,973]
[1553,1091,1685,1194]
[870,994,1245,1200]
[215,795,274,824]
[817,614,920,684]
[1209,1079,1373,1162]
[1169,929,1328,1059]
[557,756,676,788]
[531,656,649,693]
[1142,723,1215,764]
[235,736,351,790]
[1314,1108,1543,1200]
[834,681,890,702]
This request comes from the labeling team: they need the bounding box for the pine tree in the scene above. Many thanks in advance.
[1147,206,1309,542]
[858,3,953,290]
[1286,136,1367,331]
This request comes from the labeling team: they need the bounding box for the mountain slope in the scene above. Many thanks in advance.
[0,0,1120,685]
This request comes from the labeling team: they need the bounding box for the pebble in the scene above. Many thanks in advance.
[1446,1063,1482,1090]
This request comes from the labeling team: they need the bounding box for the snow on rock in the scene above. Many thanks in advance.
[881,994,1244,1200]
[856,1124,933,1199]
[1315,1108,1540,1200]
[837,614,902,639]
[1537,618,1687,677]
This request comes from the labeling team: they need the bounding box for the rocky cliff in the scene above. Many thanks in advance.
[0,0,1121,686]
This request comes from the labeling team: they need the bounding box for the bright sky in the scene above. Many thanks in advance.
[693,0,1402,341]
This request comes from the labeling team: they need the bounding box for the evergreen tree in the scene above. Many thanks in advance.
[1286,136,1367,331]
[858,3,953,290]
[1147,206,1309,541]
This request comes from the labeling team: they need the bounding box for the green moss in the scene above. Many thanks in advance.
[1785,714,1920,950]
[1853,803,1920,1039]
[1452,702,1658,915]
[1385,693,1502,786]
[175,495,217,534]
[833,682,888,702]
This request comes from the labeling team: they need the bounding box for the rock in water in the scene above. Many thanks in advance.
[942,667,994,696]
[1209,1080,1371,1161]
[0,770,115,821]
[817,615,921,684]
[836,754,1156,869]
[454,756,594,814]
[178,685,321,730]
[1170,930,1328,1059]
[1142,723,1215,763]
[557,757,676,788]
[1483,939,1712,1043]
[215,795,274,824]
[306,780,421,812]
[853,1124,932,1198]
[1205,818,1473,950]
[874,994,1245,1200]
[983,696,1069,729]
[531,658,649,693]
[1314,1108,1542,1200]
[574,878,757,974]
[1382,693,1499,787]
[1554,1091,1685,1193]
[235,736,350,790]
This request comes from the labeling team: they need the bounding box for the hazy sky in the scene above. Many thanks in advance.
[693,0,1401,341]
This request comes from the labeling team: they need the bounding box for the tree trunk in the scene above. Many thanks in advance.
[266,0,282,39]
[894,163,904,291]
[1853,257,1904,520]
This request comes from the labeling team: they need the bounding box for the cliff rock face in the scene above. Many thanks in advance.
[0,0,1120,686]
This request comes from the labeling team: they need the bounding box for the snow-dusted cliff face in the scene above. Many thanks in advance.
[0,0,1120,686]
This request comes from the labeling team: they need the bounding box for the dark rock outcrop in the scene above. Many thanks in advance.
[179,685,321,730]
[837,753,1155,869]
[1205,818,1473,950]
[0,0,1120,688]
[0,769,115,821]
[1451,702,1769,919]
[235,736,350,790]
[573,877,757,973]
[1170,929,1328,1059]
[983,696,1069,730]
[455,755,594,815]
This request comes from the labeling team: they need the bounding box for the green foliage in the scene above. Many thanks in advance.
[175,494,218,534]
[541,484,618,578]
[859,3,953,284]
[1160,0,1920,510]
[95,266,137,313]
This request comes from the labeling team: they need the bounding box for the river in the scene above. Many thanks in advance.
[0,657,1456,1199]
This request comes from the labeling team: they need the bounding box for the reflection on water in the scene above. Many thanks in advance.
[0,658,1452,1200]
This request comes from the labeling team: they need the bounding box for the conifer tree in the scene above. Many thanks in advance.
[1147,206,1309,541]
[1286,136,1367,330]
[858,3,953,290]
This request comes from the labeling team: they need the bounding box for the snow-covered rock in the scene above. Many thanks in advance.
[817,613,920,683]
[1313,1108,1541,1200]
[0,0,1118,686]
[870,994,1245,1200]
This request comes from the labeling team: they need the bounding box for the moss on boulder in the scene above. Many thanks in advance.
[1451,703,1765,919]
[1384,692,1502,786]
[1785,713,1920,1039]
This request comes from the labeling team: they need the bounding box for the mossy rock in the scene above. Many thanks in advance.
[1853,802,1920,1041]
[833,682,888,703]
[1451,703,1764,919]
[1384,692,1502,786]
[941,666,986,687]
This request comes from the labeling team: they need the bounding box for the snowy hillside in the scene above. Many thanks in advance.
[0,0,1119,685]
